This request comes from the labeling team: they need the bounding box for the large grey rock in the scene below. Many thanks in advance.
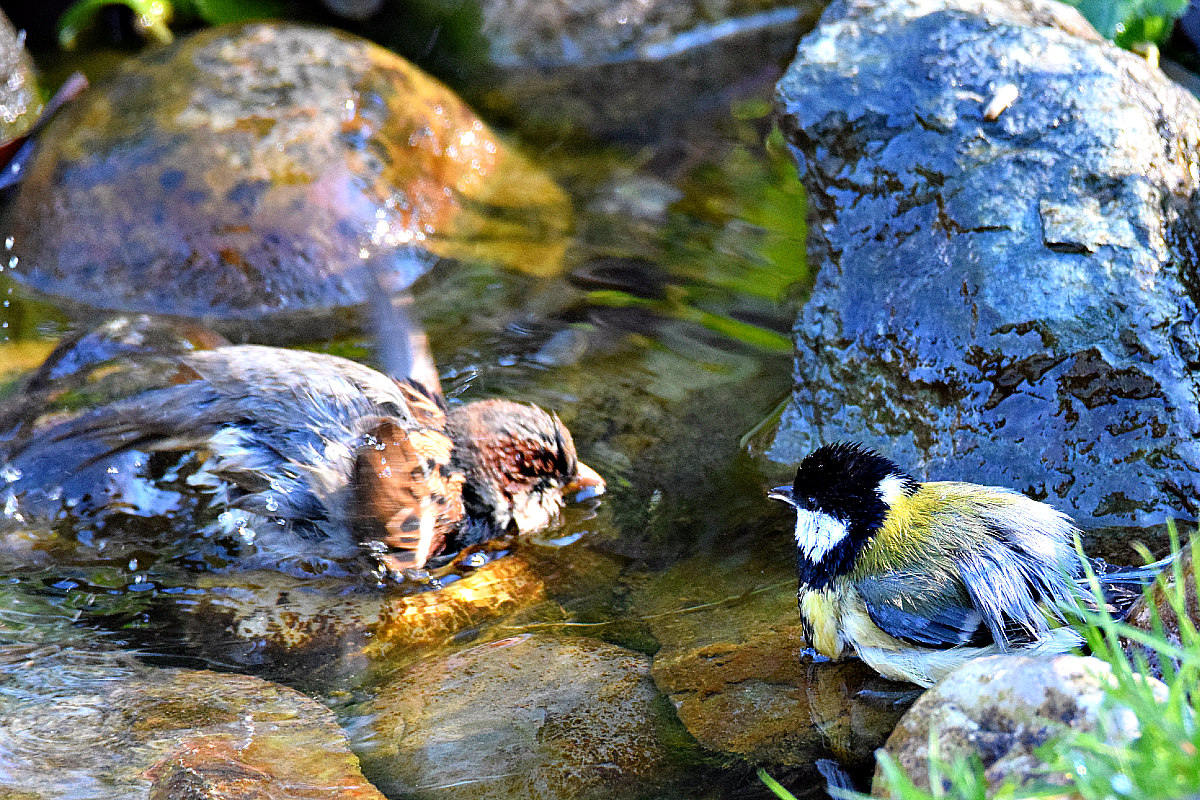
[770,0,1200,534]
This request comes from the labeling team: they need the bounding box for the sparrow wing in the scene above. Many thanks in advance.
[4,346,430,527]
[353,418,465,572]
[855,571,991,649]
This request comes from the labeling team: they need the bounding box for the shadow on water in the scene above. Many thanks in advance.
[0,99,832,798]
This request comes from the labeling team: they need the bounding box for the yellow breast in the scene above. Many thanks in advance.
[800,589,844,658]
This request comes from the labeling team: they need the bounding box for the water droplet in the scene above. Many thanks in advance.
[1,465,22,483]
[1111,774,1132,794]
[264,496,280,512]
[128,558,138,571]
[7,256,17,269]
[2,494,20,520]
[4,236,13,250]
[106,466,119,474]
[380,466,392,478]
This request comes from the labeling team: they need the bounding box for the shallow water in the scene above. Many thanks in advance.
[0,86,827,797]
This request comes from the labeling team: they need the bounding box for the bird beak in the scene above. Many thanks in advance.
[566,462,606,501]
[767,485,797,507]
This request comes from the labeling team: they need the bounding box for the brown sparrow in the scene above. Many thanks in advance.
[2,344,604,578]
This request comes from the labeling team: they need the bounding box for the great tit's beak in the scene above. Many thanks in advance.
[566,461,606,501]
[767,485,797,506]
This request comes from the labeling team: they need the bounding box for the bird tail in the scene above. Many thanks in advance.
[1084,552,1179,617]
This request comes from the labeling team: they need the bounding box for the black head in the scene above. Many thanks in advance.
[767,442,917,589]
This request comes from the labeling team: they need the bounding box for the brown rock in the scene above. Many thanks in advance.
[1123,544,1198,677]
[0,645,385,800]
[639,543,912,770]
[358,633,680,800]
[168,552,550,676]
[2,23,568,321]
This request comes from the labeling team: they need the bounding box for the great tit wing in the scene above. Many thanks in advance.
[855,572,992,649]
[956,540,1079,648]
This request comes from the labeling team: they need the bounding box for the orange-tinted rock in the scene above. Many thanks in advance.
[638,543,912,770]
[358,633,681,800]
[2,23,568,320]
[164,550,575,677]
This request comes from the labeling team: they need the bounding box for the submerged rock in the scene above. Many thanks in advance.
[0,644,385,800]
[160,551,556,678]
[0,10,39,145]
[873,654,1164,797]
[771,0,1200,536]
[472,0,825,139]
[1,23,568,322]
[638,541,912,771]
[357,633,683,800]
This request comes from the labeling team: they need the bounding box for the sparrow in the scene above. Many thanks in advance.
[767,442,1168,687]
[1,343,604,579]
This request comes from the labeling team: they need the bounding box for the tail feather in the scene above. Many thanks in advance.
[1085,553,1179,616]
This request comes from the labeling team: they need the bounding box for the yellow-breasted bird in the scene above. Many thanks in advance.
[768,442,1169,687]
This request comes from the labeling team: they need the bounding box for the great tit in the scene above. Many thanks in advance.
[768,442,1167,687]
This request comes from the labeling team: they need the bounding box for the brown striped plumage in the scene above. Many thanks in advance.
[3,342,605,580]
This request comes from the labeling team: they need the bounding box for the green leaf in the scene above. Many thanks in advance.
[58,0,175,49]
[757,768,802,800]
[191,0,289,25]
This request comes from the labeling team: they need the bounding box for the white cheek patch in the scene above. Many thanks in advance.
[794,510,849,562]
[877,474,910,507]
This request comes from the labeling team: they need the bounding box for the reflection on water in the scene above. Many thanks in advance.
[0,104,826,798]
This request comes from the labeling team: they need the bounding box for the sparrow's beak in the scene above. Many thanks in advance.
[566,461,606,501]
[767,485,797,507]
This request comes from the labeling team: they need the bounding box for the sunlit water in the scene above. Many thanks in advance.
[0,96,816,798]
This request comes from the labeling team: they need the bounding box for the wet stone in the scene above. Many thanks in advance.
[164,553,550,679]
[0,10,40,144]
[1,22,569,321]
[471,0,826,139]
[771,0,1200,537]
[357,633,683,800]
[0,644,385,800]
[1123,544,1199,678]
[637,541,912,771]
[873,654,1165,797]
